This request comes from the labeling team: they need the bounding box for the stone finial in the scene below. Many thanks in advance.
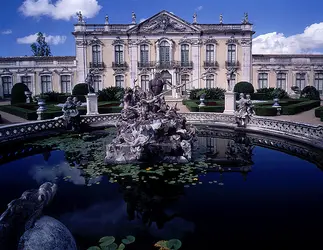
[105,15,109,24]
[132,11,136,24]
[219,14,223,24]
[193,12,197,24]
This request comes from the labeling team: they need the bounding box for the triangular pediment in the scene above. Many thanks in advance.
[127,10,200,34]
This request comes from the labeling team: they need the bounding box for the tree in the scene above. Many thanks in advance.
[31,32,52,56]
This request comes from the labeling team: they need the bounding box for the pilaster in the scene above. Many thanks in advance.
[129,41,138,88]
[76,40,87,83]
[191,39,201,89]
[241,39,252,83]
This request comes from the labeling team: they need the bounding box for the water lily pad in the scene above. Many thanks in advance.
[117,243,125,250]
[87,246,101,250]
[99,236,115,246]
[121,235,135,244]
[101,242,118,250]
[167,239,182,249]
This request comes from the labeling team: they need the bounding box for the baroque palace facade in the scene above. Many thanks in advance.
[0,10,322,98]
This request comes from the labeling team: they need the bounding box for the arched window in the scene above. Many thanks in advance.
[258,73,268,89]
[115,45,124,65]
[159,41,170,66]
[181,44,189,66]
[227,44,236,64]
[206,74,215,89]
[276,73,286,90]
[140,45,149,66]
[181,74,189,94]
[92,45,101,65]
[141,75,149,90]
[115,75,124,87]
[206,44,215,62]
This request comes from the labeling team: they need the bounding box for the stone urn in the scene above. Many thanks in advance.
[198,94,206,107]
[272,98,282,115]
[36,97,47,120]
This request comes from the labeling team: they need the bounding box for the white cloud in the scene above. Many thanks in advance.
[2,29,12,35]
[252,22,323,54]
[19,0,102,20]
[196,6,203,11]
[139,18,146,23]
[17,33,67,45]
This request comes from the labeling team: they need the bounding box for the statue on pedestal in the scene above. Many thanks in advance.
[85,70,95,93]
[234,93,255,127]
[76,11,84,23]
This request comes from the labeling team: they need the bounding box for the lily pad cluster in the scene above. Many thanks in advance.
[87,235,135,250]
[154,239,182,250]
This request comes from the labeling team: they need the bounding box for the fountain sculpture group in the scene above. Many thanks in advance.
[234,93,255,127]
[105,73,196,164]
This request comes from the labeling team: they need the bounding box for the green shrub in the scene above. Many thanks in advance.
[72,83,94,96]
[34,91,67,103]
[199,106,224,112]
[255,88,289,100]
[98,87,125,102]
[189,88,226,100]
[233,81,254,94]
[301,86,321,100]
[321,111,323,122]
[11,83,30,105]
[254,106,278,116]
[282,100,320,115]
[314,106,323,118]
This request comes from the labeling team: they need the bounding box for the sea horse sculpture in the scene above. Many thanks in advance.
[0,182,77,250]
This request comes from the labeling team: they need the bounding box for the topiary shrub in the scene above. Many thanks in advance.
[98,87,125,101]
[72,83,94,96]
[301,86,321,100]
[11,83,30,105]
[233,81,255,95]
[255,88,289,100]
[189,88,226,100]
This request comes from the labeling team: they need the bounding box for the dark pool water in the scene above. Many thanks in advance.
[0,129,323,249]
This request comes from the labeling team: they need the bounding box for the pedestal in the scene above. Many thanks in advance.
[223,91,236,114]
[86,93,99,115]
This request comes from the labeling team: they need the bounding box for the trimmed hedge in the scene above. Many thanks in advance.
[314,106,323,118]
[233,81,254,94]
[281,100,320,115]
[11,83,30,105]
[301,86,321,100]
[254,106,278,116]
[98,87,125,102]
[189,88,226,100]
[72,83,94,96]
[183,99,225,113]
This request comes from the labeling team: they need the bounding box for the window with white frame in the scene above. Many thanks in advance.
[276,73,286,90]
[314,72,323,94]
[140,45,149,64]
[60,75,71,93]
[206,44,215,62]
[159,41,170,64]
[295,73,306,90]
[181,44,189,66]
[93,75,101,92]
[181,74,189,93]
[115,75,124,88]
[92,45,101,65]
[206,74,215,89]
[114,45,124,65]
[141,75,149,90]
[21,75,32,91]
[227,44,236,63]
[2,76,12,96]
[41,75,51,93]
[258,73,268,88]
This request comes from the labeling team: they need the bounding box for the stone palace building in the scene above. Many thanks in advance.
[0,10,322,98]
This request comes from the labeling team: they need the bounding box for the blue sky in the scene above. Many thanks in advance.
[1,0,323,57]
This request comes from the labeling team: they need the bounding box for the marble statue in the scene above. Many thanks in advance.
[242,12,249,24]
[61,96,82,131]
[105,15,109,24]
[219,14,223,24]
[85,70,95,93]
[132,11,136,24]
[193,12,197,24]
[234,93,255,127]
[105,73,196,164]
[76,11,83,23]
[0,182,77,250]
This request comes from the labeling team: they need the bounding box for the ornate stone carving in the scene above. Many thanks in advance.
[113,68,126,75]
[179,36,194,44]
[192,12,197,24]
[180,68,192,75]
[240,39,252,46]
[234,93,255,127]
[75,40,87,46]
[156,37,174,45]
[131,11,136,24]
[89,36,104,46]
[313,65,323,71]
[204,68,217,74]
[59,97,82,131]
[203,36,218,45]
[192,38,203,45]
[139,68,151,75]
[112,37,125,45]
[0,68,12,75]
[226,36,239,45]
[136,36,152,45]
[39,68,52,75]
[140,13,189,32]
[258,65,270,71]
[293,65,311,71]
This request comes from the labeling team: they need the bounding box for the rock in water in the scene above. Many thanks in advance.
[18,216,77,250]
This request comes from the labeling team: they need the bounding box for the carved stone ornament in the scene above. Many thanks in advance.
[274,65,288,71]
[203,36,218,45]
[293,65,311,71]
[17,68,34,74]
[139,68,151,75]
[180,68,192,75]
[90,68,103,74]
[113,69,126,75]
[192,39,203,45]
[313,65,323,71]
[136,36,152,45]
[226,35,239,45]
[0,68,12,75]
[204,68,217,75]
[112,37,125,45]
[179,36,194,45]
[39,68,52,75]
[75,40,88,46]
[156,37,175,46]
[258,65,270,71]
[240,39,252,46]
[89,36,104,46]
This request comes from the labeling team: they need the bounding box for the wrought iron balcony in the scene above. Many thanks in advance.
[137,61,156,69]
[156,61,177,69]
[203,61,219,68]
[225,61,240,68]
[112,62,128,69]
[89,62,105,68]
[178,61,193,68]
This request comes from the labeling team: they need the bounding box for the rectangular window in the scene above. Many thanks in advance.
[141,75,149,90]
[206,44,215,62]
[115,45,124,65]
[181,74,189,93]
[115,75,124,88]
[140,45,149,64]
[314,72,323,95]
[206,74,215,89]
[41,75,51,93]
[93,75,101,92]
[159,41,170,66]
[258,73,268,88]
[181,44,189,66]
[276,73,286,90]
[21,75,32,91]
[2,76,12,96]
[295,73,305,90]
[61,75,71,93]
[92,45,101,64]
[227,44,236,63]
[230,74,236,89]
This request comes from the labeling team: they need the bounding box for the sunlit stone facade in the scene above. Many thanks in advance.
[73,10,254,98]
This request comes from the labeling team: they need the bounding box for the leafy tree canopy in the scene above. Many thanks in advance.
[31,32,52,56]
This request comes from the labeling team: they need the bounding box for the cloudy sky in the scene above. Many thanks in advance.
[1,0,323,56]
